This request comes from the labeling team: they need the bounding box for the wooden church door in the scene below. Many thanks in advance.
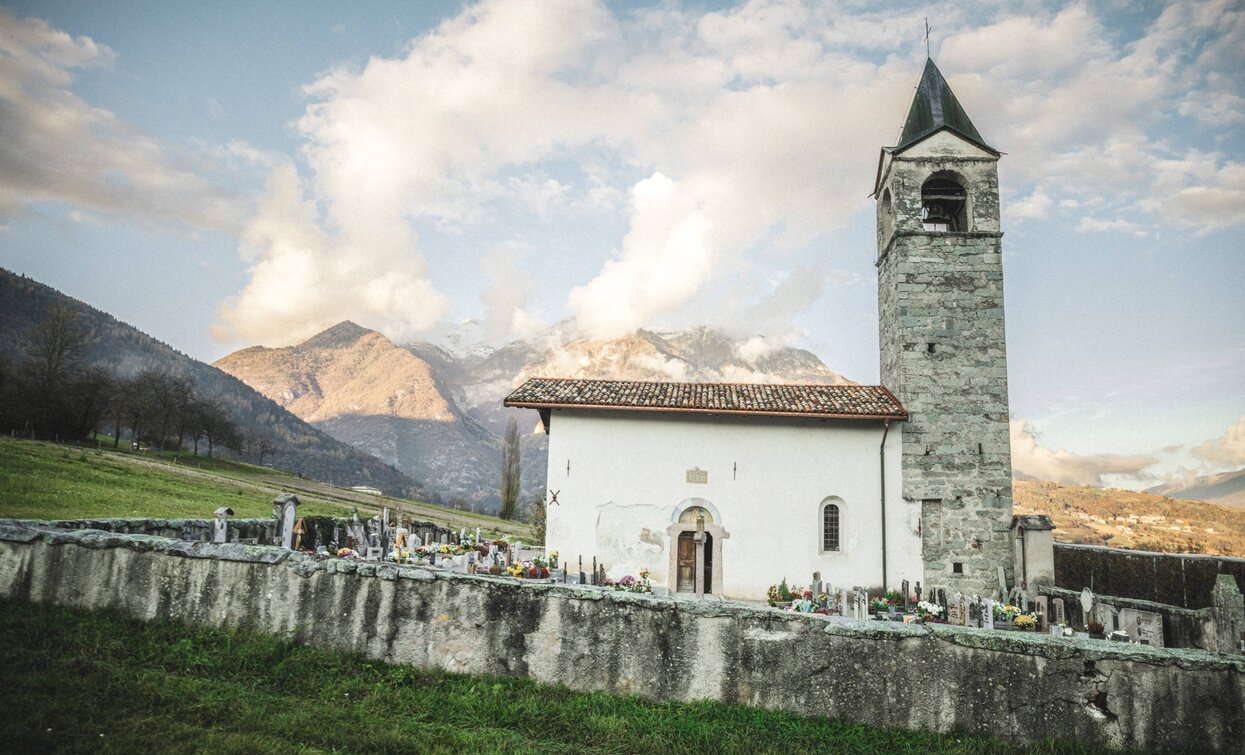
[677,532,695,592]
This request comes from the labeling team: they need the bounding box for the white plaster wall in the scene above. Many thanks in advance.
[544,410,918,602]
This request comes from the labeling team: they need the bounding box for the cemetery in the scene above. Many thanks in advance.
[2,497,1243,751]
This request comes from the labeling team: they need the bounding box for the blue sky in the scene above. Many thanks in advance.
[1,0,1243,490]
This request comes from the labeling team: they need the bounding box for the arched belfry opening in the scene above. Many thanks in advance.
[879,188,894,248]
[921,175,968,232]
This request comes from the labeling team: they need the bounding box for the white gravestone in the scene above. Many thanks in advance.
[212,507,233,544]
[273,494,298,550]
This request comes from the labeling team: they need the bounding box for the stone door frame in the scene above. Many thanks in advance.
[666,499,728,597]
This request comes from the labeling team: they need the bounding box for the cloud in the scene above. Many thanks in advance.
[213,164,448,345]
[1010,419,1158,486]
[938,0,1245,237]
[480,242,543,342]
[0,10,245,232]
[1193,416,1245,468]
[219,0,1245,343]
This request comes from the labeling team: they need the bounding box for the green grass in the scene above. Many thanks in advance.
[0,435,535,539]
[0,598,1107,754]
[0,435,340,519]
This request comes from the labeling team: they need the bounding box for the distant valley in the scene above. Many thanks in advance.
[1014,478,1245,557]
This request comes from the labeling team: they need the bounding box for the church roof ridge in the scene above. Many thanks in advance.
[504,377,907,421]
[893,58,995,155]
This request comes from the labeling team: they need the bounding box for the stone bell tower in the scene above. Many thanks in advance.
[875,59,1013,596]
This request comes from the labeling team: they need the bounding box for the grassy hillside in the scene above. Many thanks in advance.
[0,436,533,539]
[0,599,1102,754]
[1014,478,1245,557]
[0,267,426,499]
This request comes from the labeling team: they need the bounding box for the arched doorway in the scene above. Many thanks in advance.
[676,531,713,593]
[667,499,728,597]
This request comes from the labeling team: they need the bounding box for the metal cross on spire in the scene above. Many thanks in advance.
[925,17,932,58]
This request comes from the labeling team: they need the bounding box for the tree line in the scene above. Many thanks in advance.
[0,305,260,460]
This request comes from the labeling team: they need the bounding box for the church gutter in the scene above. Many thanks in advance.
[880,419,891,593]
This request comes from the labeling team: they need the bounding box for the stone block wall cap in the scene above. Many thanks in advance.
[1011,514,1055,531]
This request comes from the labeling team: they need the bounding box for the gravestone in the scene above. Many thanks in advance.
[948,593,963,626]
[1135,610,1164,647]
[839,588,850,616]
[901,580,910,613]
[1080,588,1095,620]
[958,593,969,627]
[1052,598,1066,627]
[915,581,922,603]
[1036,596,1049,631]
[984,599,996,629]
[273,494,299,549]
[212,507,233,544]
[365,546,382,561]
[997,566,1008,601]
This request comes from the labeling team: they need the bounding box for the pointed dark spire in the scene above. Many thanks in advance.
[894,58,995,154]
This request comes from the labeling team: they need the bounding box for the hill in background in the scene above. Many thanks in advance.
[0,268,425,500]
[1146,467,1245,509]
[1014,478,1245,556]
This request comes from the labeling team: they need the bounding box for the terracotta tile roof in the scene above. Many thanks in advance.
[504,378,907,421]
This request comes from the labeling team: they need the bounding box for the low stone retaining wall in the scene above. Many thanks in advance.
[1042,586,1215,650]
[2,523,1243,751]
[4,516,457,552]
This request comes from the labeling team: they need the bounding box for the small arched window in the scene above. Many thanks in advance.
[821,499,841,552]
[921,176,968,232]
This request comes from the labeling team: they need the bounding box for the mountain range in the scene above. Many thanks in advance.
[1146,468,1245,509]
[0,268,424,498]
[214,322,850,511]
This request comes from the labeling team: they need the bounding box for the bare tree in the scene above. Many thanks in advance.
[19,305,86,437]
[499,417,521,520]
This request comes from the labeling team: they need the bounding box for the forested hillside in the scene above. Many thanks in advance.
[0,268,425,498]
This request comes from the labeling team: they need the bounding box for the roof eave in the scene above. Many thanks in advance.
[502,400,908,423]
[893,125,1001,158]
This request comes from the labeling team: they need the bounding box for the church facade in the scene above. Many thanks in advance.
[505,59,1013,601]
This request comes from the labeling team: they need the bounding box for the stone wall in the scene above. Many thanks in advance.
[2,522,1243,751]
[877,150,1013,596]
[3,516,457,552]
[1055,543,1245,609]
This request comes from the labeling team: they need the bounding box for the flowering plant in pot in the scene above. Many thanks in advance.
[1013,614,1036,630]
[916,600,943,622]
[1087,621,1106,638]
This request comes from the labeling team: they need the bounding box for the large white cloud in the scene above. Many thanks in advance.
[1010,419,1159,486]
[1193,416,1245,469]
[216,0,1245,344]
[0,10,245,232]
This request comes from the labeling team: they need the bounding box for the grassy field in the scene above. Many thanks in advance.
[0,435,533,539]
[0,598,1107,754]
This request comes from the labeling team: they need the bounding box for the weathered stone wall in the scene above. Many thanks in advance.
[3,517,457,552]
[2,523,1243,751]
[1055,543,1245,609]
[877,150,1013,595]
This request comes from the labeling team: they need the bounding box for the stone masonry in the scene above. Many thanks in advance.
[2,523,1242,750]
[877,148,1013,595]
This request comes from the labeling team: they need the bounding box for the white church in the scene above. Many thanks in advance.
[506,59,1015,603]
